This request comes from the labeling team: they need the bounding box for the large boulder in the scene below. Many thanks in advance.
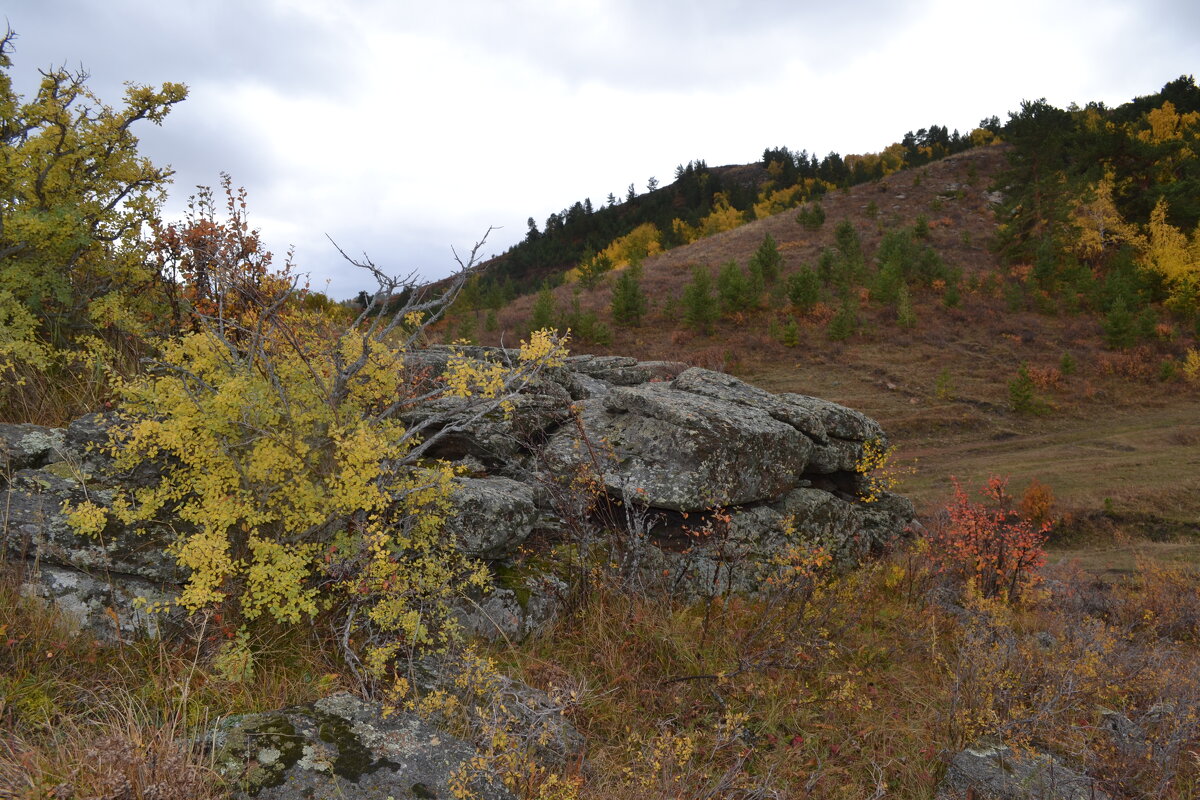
[208,692,515,800]
[642,487,915,599]
[936,741,1111,800]
[2,469,182,583]
[544,381,813,511]
[19,562,181,642]
[4,352,917,647]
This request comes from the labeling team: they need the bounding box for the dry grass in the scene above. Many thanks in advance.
[0,568,349,799]
[488,536,1200,799]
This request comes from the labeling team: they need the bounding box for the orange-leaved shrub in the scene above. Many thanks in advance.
[929,475,1049,602]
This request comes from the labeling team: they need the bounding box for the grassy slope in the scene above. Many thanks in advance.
[477,144,1200,566]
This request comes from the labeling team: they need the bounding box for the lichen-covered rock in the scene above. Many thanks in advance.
[641,484,909,599]
[935,741,1111,800]
[402,379,572,464]
[489,672,586,769]
[454,569,565,643]
[8,351,917,650]
[670,367,828,441]
[208,692,515,800]
[2,469,183,583]
[404,654,585,771]
[778,392,884,442]
[449,477,538,559]
[0,422,65,474]
[545,381,813,511]
[20,562,181,642]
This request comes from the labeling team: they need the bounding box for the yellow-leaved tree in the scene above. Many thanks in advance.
[672,192,745,244]
[1141,197,1200,313]
[70,214,568,682]
[0,28,187,420]
[1070,170,1141,264]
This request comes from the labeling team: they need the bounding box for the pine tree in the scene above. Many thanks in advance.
[530,282,556,334]
[777,316,801,347]
[1103,297,1135,348]
[827,294,859,341]
[682,267,718,334]
[786,267,821,311]
[896,283,917,328]
[749,233,783,285]
[796,202,826,230]
[717,261,755,314]
[611,268,647,327]
[1008,362,1039,414]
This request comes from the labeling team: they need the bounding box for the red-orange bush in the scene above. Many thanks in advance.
[1019,477,1056,528]
[150,174,300,334]
[930,475,1049,602]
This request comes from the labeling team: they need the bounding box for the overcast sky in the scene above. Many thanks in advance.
[6,1,1198,299]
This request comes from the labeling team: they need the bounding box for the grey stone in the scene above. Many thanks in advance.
[2,469,183,583]
[449,477,538,560]
[936,741,1110,800]
[777,393,884,442]
[405,653,585,770]
[807,437,862,474]
[545,382,813,512]
[671,367,828,442]
[778,487,869,566]
[490,672,586,769]
[404,379,572,464]
[20,562,181,643]
[858,491,917,551]
[637,360,689,381]
[208,692,515,800]
[0,423,65,473]
[454,569,565,643]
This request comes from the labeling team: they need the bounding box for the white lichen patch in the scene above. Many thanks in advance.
[298,742,334,772]
[351,717,422,757]
[257,746,282,765]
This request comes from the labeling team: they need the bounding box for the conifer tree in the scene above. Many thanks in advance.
[682,267,718,334]
[530,282,556,333]
[787,267,821,311]
[827,294,859,340]
[1103,297,1135,349]
[1008,362,1039,414]
[896,283,917,328]
[749,233,783,285]
[611,268,647,327]
[717,261,756,314]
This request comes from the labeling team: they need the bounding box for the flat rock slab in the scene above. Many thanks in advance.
[936,741,1110,800]
[545,382,813,512]
[0,422,65,473]
[211,693,514,800]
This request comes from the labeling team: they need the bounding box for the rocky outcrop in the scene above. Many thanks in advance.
[207,692,515,800]
[1,349,915,642]
[936,741,1111,800]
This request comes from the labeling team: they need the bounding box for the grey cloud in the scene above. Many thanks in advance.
[5,0,357,100]
[360,0,909,93]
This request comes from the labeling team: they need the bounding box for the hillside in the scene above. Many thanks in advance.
[461,143,1200,558]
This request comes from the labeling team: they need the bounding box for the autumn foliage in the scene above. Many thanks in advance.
[929,475,1050,602]
[150,174,300,333]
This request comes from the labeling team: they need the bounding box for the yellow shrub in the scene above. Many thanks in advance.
[1184,348,1200,384]
[91,270,569,667]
